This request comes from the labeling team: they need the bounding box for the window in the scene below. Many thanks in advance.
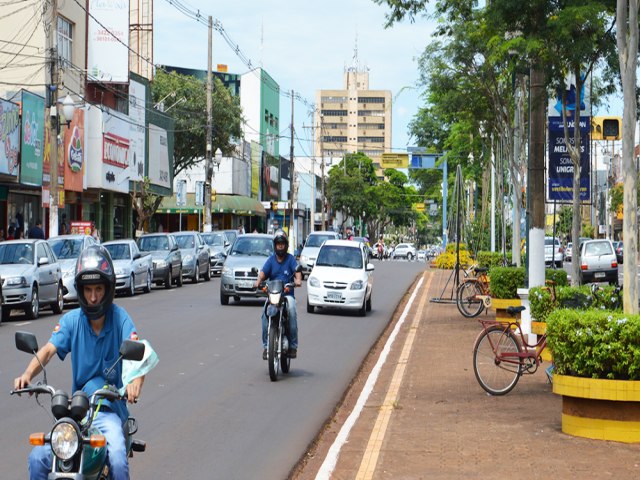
[57,16,73,66]
[321,109,348,117]
[322,136,347,143]
[321,96,347,103]
[358,97,385,104]
[358,136,385,143]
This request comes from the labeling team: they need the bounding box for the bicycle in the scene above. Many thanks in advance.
[472,305,550,395]
[456,265,491,318]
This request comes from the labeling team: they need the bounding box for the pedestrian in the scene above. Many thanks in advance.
[60,222,69,235]
[237,222,245,235]
[7,225,15,240]
[27,220,45,239]
[16,227,24,239]
[0,228,5,241]
[91,224,101,243]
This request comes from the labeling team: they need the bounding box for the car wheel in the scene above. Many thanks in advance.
[164,269,173,289]
[1,306,11,323]
[176,268,184,287]
[128,274,136,297]
[192,263,200,283]
[25,286,39,320]
[366,292,372,312]
[204,264,211,281]
[307,298,314,314]
[407,253,414,261]
[51,283,64,314]
[358,295,366,316]
[220,289,229,305]
[144,270,152,293]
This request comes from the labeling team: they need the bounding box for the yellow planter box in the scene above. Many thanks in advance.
[492,298,522,322]
[531,321,547,335]
[553,374,640,443]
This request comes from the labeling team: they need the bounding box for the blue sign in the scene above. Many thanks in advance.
[547,116,590,202]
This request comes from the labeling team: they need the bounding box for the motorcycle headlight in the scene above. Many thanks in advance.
[269,292,282,305]
[51,421,80,461]
[351,280,364,290]
[5,276,27,287]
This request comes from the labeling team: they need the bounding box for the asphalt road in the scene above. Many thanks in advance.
[0,258,425,479]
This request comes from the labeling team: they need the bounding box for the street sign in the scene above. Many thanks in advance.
[380,153,409,169]
[176,179,187,206]
[414,202,425,212]
[195,181,204,206]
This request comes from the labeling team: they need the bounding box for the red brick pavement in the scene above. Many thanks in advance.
[294,268,640,480]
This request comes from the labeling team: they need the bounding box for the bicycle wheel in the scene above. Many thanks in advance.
[457,280,485,318]
[473,326,523,395]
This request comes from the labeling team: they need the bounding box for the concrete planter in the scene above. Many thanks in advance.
[553,374,640,443]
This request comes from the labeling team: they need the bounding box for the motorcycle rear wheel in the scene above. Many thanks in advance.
[268,324,280,381]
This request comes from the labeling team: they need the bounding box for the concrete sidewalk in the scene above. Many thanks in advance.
[294,268,640,479]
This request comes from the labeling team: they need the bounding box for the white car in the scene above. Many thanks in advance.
[299,230,341,277]
[46,234,99,302]
[392,243,417,260]
[544,237,564,268]
[306,239,374,316]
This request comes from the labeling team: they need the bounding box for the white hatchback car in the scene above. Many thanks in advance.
[306,239,374,316]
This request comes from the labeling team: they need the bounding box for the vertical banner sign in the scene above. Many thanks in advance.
[148,123,170,189]
[195,181,204,206]
[87,0,130,83]
[20,91,45,185]
[64,108,85,192]
[128,79,145,181]
[0,97,20,176]
[176,179,187,206]
[42,108,51,206]
[547,116,591,202]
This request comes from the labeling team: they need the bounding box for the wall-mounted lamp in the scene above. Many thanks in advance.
[61,94,75,128]
[214,148,222,170]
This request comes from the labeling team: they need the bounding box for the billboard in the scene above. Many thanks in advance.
[547,116,590,202]
[148,123,170,189]
[380,153,409,169]
[20,91,44,185]
[0,97,20,176]
[128,79,146,181]
[87,0,130,83]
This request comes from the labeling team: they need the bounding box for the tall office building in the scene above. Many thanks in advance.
[315,65,392,170]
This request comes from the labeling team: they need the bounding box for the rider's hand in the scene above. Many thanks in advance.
[294,279,302,288]
[254,280,261,289]
[14,373,32,392]
[126,377,144,404]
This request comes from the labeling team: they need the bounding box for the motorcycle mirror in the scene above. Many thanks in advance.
[120,340,145,362]
[15,331,39,355]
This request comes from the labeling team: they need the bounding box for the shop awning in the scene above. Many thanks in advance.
[158,193,266,216]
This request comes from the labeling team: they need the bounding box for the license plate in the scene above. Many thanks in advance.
[327,291,342,300]
[238,280,254,288]
[594,272,605,279]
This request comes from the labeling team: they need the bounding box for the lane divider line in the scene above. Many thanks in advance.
[355,271,431,479]
[315,272,429,480]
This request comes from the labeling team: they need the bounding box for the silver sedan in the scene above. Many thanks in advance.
[103,239,154,296]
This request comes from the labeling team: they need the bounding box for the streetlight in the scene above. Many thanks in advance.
[214,148,222,169]
[61,94,75,127]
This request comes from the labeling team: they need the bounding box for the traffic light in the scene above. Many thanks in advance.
[591,116,621,140]
[211,189,216,202]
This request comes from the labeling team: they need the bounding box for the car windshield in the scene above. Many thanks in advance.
[305,234,335,248]
[138,236,169,251]
[202,233,224,246]
[105,243,131,260]
[230,237,273,256]
[174,235,195,249]
[0,243,34,264]
[48,238,83,259]
[224,231,238,244]
[316,245,363,269]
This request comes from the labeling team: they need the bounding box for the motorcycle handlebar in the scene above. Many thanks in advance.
[11,384,55,396]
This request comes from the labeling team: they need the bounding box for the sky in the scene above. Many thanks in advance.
[153,0,435,158]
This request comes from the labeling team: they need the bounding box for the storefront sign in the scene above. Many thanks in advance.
[64,108,85,192]
[70,220,92,235]
[20,91,44,185]
[0,97,20,176]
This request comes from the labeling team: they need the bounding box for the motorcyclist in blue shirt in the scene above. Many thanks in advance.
[14,245,145,480]
[254,230,302,360]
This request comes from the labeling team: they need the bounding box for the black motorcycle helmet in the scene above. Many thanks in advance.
[74,244,116,321]
[273,230,289,258]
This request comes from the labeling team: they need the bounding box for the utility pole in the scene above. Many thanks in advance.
[203,15,213,232]
[320,114,326,230]
[289,91,295,250]
[47,0,59,238]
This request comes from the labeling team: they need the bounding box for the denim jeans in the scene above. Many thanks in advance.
[262,295,298,349]
[28,411,129,480]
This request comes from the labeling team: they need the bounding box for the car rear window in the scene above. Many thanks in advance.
[584,242,613,256]
[138,236,169,251]
[105,243,131,260]
[49,238,83,259]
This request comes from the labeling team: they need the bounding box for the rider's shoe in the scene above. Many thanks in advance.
[262,348,267,360]
[288,348,297,359]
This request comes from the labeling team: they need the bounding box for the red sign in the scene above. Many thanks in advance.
[103,132,129,168]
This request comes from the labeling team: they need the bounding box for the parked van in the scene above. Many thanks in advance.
[299,230,341,278]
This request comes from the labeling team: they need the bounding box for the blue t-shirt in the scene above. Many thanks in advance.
[261,253,299,297]
[49,303,138,424]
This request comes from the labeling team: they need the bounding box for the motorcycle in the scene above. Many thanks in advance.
[10,331,148,479]
[260,279,294,381]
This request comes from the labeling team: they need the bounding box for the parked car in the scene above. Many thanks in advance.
[299,231,341,277]
[221,229,239,250]
[306,239,374,315]
[103,239,154,296]
[614,240,623,264]
[220,233,273,305]
[564,242,573,262]
[47,234,99,302]
[353,236,373,258]
[544,237,564,268]
[201,231,228,276]
[0,239,63,319]
[173,231,211,283]
[579,239,618,286]
[392,243,417,260]
[137,233,183,288]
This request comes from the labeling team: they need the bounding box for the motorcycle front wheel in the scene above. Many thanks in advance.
[268,323,280,381]
[281,332,291,374]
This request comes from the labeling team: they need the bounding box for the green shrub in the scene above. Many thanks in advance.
[529,284,620,322]
[545,269,568,286]
[476,251,513,268]
[546,309,640,380]
[488,267,525,299]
